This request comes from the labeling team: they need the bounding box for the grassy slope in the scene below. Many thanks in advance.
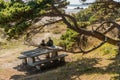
[22,43,120,80]
[0,23,120,80]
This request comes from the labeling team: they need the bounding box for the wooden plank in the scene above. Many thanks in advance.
[21,48,43,56]
[21,48,54,57]
[18,55,27,59]
[21,48,41,54]
[29,50,53,57]
[20,46,63,58]
[31,54,68,67]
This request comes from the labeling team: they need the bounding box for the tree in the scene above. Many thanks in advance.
[0,0,120,53]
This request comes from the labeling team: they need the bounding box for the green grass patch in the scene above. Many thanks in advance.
[99,43,118,59]
[52,38,61,46]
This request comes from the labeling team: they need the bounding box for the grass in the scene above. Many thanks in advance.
[0,68,3,72]
[0,22,120,80]
[50,22,67,34]
[52,38,62,46]
[52,29,61,34]
[1,39,23,49]
[94,43,118,59]
[22,43,120,80]
[5,36,117,80]
[100,44,118,59]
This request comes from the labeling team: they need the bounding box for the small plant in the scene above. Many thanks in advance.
[52,29,61,34]
[100,43,118,58]
[59,29,79,50]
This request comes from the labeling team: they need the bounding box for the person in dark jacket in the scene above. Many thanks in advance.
[46,37,53,46]
[40,39,46,46]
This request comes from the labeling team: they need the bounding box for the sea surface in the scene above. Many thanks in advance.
[65,4,90,14]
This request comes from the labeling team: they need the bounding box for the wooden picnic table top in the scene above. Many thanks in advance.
[21,46,63,58]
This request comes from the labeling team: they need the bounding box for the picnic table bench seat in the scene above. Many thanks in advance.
[31,54,68,66]
[31,54,68,70]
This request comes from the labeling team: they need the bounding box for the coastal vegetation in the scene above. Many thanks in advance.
[0,0,120,80]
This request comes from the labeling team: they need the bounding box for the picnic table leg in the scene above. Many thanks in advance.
[27,57,35,66]
[51,51,58,57]
[54,51,58,56]
[46,53,50,59]
[32,57,35,63]
[60,57,65,63]
[51,51,59,63]
[35,65,41,71]
[22,58,27,65]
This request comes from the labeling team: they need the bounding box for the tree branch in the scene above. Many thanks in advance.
[24,18,63,46]
[51,4,80,31]
[79,38,107,54]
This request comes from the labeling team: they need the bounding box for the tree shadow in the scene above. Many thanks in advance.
[10,54,120,80]
[13,58,102,80]
[68,54,120,80]
[37,55,120,80]
[10,75,26,80]
[56,58,104,80]
[10,61,66,80]
[71,54,120,80]
[106,54,120,80]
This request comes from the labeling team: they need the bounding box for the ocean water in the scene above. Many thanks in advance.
[67,4,89,9]
[65,4,90,14]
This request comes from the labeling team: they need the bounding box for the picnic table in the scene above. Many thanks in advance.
[18,46,68,70]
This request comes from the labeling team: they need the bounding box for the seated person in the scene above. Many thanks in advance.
[40,39,50,58]
[46,37,53,47]
[39,39,46,47]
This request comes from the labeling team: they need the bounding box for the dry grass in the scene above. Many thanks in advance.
[0,34,118,80]
[0,22,120,80]
[21,43,120,80]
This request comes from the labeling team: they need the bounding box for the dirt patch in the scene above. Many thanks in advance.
[0,45,35,80]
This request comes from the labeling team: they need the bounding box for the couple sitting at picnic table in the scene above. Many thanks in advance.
[40,37,54,48]
[39,37,58,58]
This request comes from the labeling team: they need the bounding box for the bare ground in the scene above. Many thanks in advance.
[0,45,35,80]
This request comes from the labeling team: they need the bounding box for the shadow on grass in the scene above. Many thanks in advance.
[106,54,120,80]
[10,54,120,80]
[10,61,66,80]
